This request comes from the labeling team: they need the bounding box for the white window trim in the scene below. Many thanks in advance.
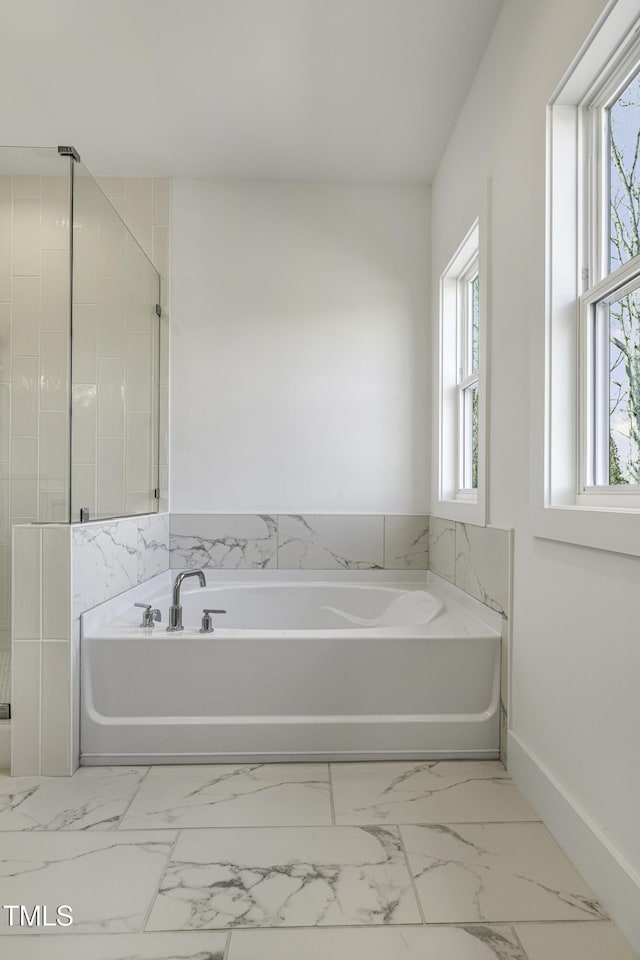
[533,0,640,557]
[433,181,490,526]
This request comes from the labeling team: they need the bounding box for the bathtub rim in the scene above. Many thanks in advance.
[81,569,503,640]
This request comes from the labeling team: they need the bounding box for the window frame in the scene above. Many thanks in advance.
[433,199,488,527]
[577,48,640,504]
[534,0,640,557]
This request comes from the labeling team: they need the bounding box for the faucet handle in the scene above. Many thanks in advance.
[200,609,227,633]
[134,602,162,627]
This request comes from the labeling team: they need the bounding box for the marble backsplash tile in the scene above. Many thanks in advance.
[169,514,430,571]
[278,515,384,570]
[427,517,455,581]
[384,515,429,569]
[170,514,278,569]
[454,522,510,617]
[72,512,170,617]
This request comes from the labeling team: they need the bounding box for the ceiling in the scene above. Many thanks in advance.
[0,0,503,181]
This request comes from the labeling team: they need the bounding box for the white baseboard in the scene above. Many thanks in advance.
[0,721,10,771]
[508,730,640,954]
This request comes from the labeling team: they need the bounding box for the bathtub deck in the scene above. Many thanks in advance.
[0,759,636,959]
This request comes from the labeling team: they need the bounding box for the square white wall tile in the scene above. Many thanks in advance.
[97,356,125,437]
[40,249,69,330]
[39,410,69,491]
[0,384,9,462]
[96,278,125,357]
[278,515,384,569]
[152,178,171,227]
[71,304,97,382]
[0,545,9,628]
[125,411,152,491]
[12,525,41,639]
[428,516,455,581]
[42,526,71,640]
[0,302,10,381]
[170,514,278,569]
[11,640,41,776]
[41,639,71,775]
[10,437,38,516]
[0,221,11,301]
[0,463,9,544]
[12,197,40,275]
[40,176,70,251]
[10,356,38,436]
[96,437,124,516]
[71,383,97,464]
[11,276,40,356]
[124,178,153,259]
[384,515,429,569]
[39,331,68,411]
[455,523,510,616]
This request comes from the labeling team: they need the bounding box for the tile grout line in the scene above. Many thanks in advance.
[397,824,427,925]
[509,922,533,959]
[327,762,336,825]
[114,766,153,830]
[140,826,180,933]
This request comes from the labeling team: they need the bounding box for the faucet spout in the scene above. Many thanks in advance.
[167,569,207,632]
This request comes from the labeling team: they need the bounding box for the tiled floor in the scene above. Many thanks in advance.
[0,760,637,959]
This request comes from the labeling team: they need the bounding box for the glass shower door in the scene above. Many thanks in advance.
[71,164,161,521]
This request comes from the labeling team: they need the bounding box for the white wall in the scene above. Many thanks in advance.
[430,0,640,946]
[171,181,429,513]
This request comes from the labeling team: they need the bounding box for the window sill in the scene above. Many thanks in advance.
[432,497,485,527]
[531,504,640,557]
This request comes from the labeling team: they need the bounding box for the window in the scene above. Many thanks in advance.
[580,54,640,501]
[436,217,486,524]
[538,0,640,556]
[458,264,480,493]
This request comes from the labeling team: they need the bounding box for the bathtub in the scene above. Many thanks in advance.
[80,571,501,764]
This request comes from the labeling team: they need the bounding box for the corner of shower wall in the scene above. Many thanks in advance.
[3,150,172,775]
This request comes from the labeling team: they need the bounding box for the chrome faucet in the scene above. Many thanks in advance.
[167,569,206,632]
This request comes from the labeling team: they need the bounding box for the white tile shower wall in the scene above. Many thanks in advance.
[169,515,430,571]
[428,517,512,762]
[0,174,71,651]
[11,514,169,776]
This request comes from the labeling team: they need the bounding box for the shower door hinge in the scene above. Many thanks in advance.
[58,145,81,162]
[153,488,160,499]
[79,507,90,523]
[155,304,162,317]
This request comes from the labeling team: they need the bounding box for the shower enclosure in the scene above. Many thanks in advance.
[0,144,162,713]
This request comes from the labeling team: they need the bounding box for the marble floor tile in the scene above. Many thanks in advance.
[0,766,148,831]
[401,822,607,923]
[227,924,528,959]
[120,763,331,829]
[0,930,228,959]
[146,825,421,930]
[515,921,639,960]
[331,761,539,824]
[0,831,176,935]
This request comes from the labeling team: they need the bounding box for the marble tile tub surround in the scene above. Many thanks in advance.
[428,516,510,616]
[170,513,430,570]
[72,511,169,618]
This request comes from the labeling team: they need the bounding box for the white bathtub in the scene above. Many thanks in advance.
[80,571,501,764]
